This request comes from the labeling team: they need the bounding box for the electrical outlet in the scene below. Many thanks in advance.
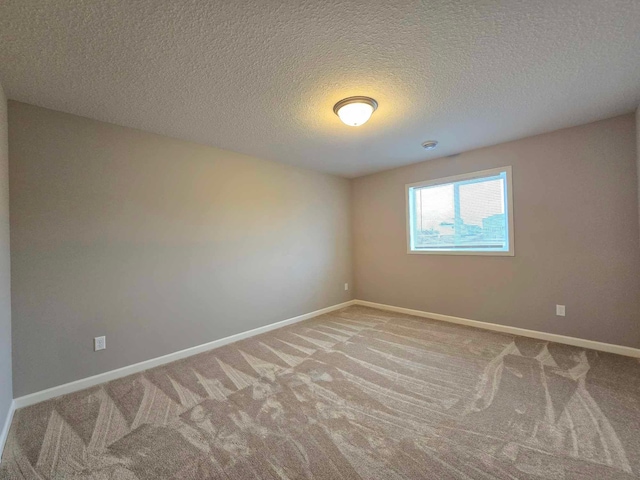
[344,283,349,291]
[94,336,106,351]
[556,305,566,317]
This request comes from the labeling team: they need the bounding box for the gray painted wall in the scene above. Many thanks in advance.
[0,84,12,432]
[353,114,640,348]
[9,102,353,397]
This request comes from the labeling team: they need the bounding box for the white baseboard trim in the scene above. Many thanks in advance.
[0,400,16,464]
[8,297,638,449]
[12,300,356,411]
[354,300,640,358]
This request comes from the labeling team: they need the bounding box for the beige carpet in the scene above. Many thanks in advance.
[1,305,639,479]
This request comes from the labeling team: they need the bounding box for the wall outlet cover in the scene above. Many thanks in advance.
[344,283,349,291]
[94,336,106,351]
[556,305,566,317]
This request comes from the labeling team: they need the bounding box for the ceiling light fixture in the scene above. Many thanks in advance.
[333,96,378,127]
[421,140,438,150]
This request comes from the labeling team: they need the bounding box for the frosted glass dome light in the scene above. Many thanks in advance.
[333,96,378,127]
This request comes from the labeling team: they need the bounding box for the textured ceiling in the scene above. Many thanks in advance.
[1,0,639,177]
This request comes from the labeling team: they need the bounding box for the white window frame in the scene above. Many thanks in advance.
[406,166,514,256]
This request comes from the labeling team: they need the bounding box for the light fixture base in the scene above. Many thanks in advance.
[333,96,378,116]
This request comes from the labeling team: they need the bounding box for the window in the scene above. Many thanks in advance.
[406,167,514,255]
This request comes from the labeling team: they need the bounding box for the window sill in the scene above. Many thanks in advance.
[407,249,515,256]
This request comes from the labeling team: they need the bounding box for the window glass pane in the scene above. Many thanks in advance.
[408,169,511,254]
[413,184,453,247]
[457,176,506,248]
